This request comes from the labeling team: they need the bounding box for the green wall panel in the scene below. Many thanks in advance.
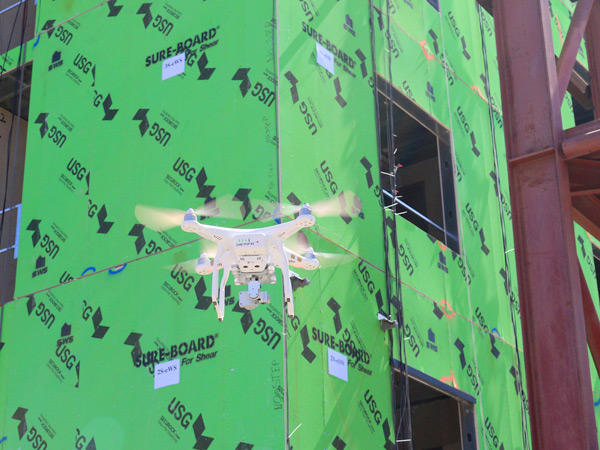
[15,1,279,298]
[5,0,600,448]
[1,248,284,448]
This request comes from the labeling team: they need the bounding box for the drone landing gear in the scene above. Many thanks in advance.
[212,264,230,322]
[278,241,295,318]
[285,298,294,318]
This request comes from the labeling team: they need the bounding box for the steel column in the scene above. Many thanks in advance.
[492,0,598,448]
[556,0,595,102]
[585,0,600,115]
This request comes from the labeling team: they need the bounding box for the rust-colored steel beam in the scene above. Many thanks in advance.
[568,159,600,195]
[580,262,600,378]
[478,0,597,111]
[563,119,600,159]
[572,189,600,196]
[492,0,599,448]
[585,0,600,115]
[573,196,600,243]
[565,117,600,139]
[556,0,595,102]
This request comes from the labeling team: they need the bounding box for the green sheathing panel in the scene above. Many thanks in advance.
[36,0,105,32]
[279,1,394,448]
[4,0,284,449]
[373,1,451,128]
[15,1,279,297]
[477,7,504,131]
[376,0,531,448]
[1,249,283,448]
[438,0,488,98]
[4,0,599,448]
[0,40,35,74]
[548,0,589,70]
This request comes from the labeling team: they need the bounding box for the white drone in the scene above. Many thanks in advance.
[178,203,319,320]
[135,195,360,321]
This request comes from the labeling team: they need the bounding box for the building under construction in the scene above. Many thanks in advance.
[1,0,600,448]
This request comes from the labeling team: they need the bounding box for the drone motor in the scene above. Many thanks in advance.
[195,253,213,275]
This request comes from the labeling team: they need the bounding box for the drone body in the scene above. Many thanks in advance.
[180,204,320,321]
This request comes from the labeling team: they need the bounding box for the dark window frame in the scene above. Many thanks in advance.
[394,364,478,450]
[0,60,31,303]
[376,74,460,252]
[593,244,600,298]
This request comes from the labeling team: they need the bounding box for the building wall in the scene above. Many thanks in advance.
[0,0,599,449]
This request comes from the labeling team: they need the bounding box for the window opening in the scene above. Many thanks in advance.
[0,61,32,119]
[572,96,595,126]
[568,59,595,126]
[395,368,477,450]
[0,62,31,302]
[377,75,459,252]
[0,0,36,56]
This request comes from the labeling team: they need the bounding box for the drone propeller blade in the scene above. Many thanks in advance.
[164,258,198,273]
[312,251,355,269]
[135,196,248,231]
[285,231,310,254]
[192,196,246,220]
[198,240,218,258]
[286,231,355,269]
[136,191,362,232]
[162,240,217,273]
[135,205,185,232]
[280,191,362,219]
[296,230,310,252]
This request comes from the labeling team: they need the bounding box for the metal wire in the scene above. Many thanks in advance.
[476,4,531,448]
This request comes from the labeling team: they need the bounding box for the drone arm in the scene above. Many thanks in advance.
[211,246,225,321]
[285,249,320,270]
[181,215,232,243]
[286,249,303,268]
[211,265,221,320]
[269,213,315,243]
[283,246,321,271]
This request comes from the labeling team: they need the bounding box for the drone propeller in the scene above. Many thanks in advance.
[136,192,362,231]
[286,231,354,269]
[165,257,199,273]
[275,191,362,220]
[135,205,189,232]
[163,240,218,272]
[135,197,241,232]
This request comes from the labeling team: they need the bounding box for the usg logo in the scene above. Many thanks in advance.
[132,109,172,147]
[25,219,60,259]
[73,52,95,75]
[34,113,68,148]
[75,428,97,450]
